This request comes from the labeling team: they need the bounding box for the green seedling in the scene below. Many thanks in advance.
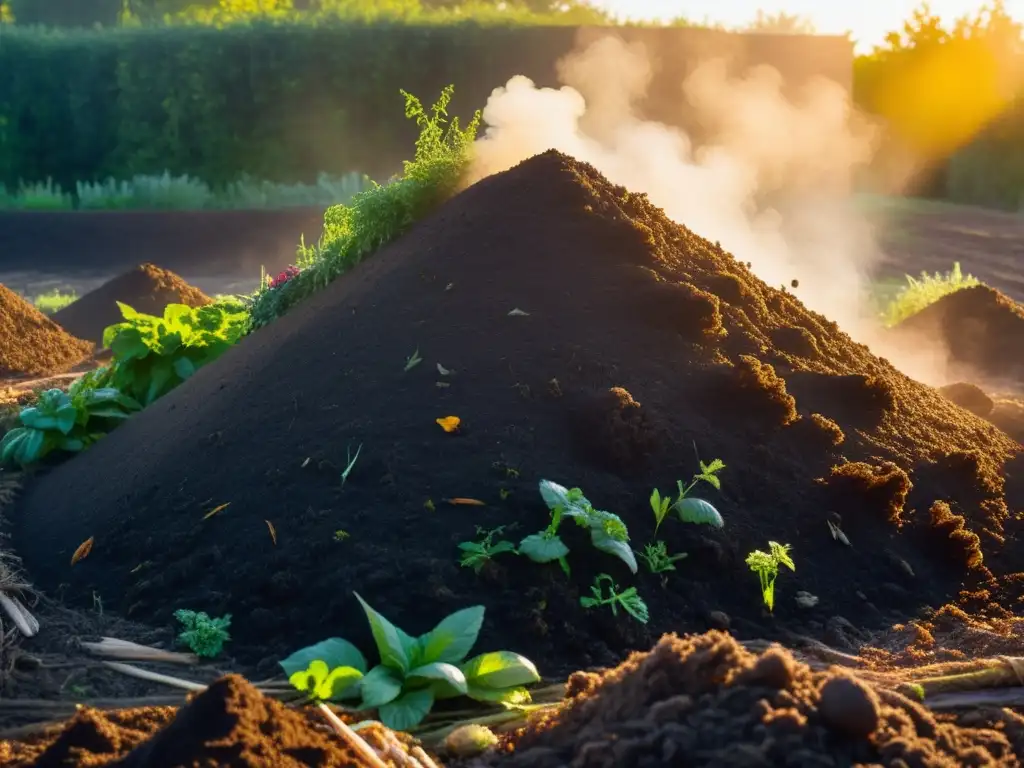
[745,541,795,613]
[404,348,423,372]
[580,574,649,624]
[175,609,231,658]
[341,443,362,486]
[280,595,540,731]
[458,526,517,573]
[637,540,688,574]
[649,488,672,535]
[333,529,350,542]
[519,480,637,576]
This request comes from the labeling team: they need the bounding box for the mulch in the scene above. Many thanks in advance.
[9,151,1024,688]
[51,263,211,346]
[0,285,94,378]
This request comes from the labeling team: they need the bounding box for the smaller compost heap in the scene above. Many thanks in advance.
[0,285,93,378]
[52,263,211,345]
[11,150,1024,681]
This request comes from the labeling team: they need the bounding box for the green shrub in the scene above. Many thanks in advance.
[32,289,78,314]
[879,262,981,327]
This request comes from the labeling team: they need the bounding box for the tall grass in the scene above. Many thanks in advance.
[879,262,981,327]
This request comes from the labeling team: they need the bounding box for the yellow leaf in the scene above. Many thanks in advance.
[436,416,461,433]
[203,502,231,520]
[71,537,94,566]
[266,520,277,545]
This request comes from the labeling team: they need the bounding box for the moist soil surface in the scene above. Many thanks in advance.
[0,284,94,378]
[10,151,1024,684]
[51,263,211,346]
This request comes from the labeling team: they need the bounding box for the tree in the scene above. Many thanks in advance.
[745,9,816,35]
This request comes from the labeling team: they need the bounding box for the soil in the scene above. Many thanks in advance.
[51,264,212,346]
[0,673,390,766]
[470,631,1024,767]
[8,151,1024,689]
[0,285,94,378]
[890,285,1024,390]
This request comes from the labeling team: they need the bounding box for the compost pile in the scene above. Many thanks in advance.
[52,263,211,345]
[0,284,94,379]
[11,151,1024,680]
[472,631,1024,767]
[0,675,379,766]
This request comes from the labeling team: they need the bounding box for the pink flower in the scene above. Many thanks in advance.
[268,265,300,289]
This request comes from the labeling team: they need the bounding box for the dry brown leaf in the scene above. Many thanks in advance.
[266,520,277,545]
[436,416,461,433]
[71,537,94,566]
[446,498,486,506]
[203,502,231,520]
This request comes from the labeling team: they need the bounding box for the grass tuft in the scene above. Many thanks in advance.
[32,290,78,315]
[878,262,980,327]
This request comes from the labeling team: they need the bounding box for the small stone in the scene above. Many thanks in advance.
[818,675,880,738]
[708,610,731,630]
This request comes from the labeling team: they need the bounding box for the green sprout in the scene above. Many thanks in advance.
[579,574,649,624]
[341,443,362,487]
[174,609,231,658]
[458,526,517,573]
[650,457,726,533]
[404,348,423,372]
[637,540,688,574]
[745,541,795,613]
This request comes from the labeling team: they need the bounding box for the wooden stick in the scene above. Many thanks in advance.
[316,703,389,768]
[411,745,441,768]
[101,661,207,692]
[0,593,38,637]
[81,637,199,665]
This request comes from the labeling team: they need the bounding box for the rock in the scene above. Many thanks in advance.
[708,610,731,630]
[818,675,881,738]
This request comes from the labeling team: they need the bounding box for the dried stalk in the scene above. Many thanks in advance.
[81,637,198,665]
[316,703,389,768]
[101,661,207,691]
[0,592,38,637]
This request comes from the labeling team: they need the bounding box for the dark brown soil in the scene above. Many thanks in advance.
[0,285,94,378]
[471,631,1023,767]
[891,285,1024,388]
[0,674,379,766]
[51,263,211,345]
[9,151,1024,684]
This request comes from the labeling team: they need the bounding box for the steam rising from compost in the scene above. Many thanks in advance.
[469,35,885,342]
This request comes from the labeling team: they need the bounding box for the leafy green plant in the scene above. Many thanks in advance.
[519,480,637,576]
[880,262,980,327]
[175,609,232,658]
[32,289,77,315]
[670,458,726,527]
[637,540,688,574]
[103,301,248,406]
[579,574,649,624]
[280,595,540,730]
[0,369,141,467]
[745,541,795,613]
[458,526,517,573]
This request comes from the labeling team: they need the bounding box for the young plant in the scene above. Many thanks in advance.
[458,525,517,573]
[672,457,726,526]
[280,594,540,731]
[341,443,362,487]
[0,368,141,467]
[103,300,248,406]
[580,574,649,624]
[745,541,796,613]
[175,609,231,658]
[519,480,637,576]
[637,540,688,574]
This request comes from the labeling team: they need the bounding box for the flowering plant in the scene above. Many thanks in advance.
[268,265,300,289]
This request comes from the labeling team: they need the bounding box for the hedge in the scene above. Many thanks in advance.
[0,23,853,189]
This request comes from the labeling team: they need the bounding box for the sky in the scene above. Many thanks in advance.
[591,0,1024,51]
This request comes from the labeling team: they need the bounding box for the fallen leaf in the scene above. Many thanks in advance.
[508,308,529,316]
[266,520,277,545]
[203,502,231,520]
[446,498,486,506]
[436,416,461,433]
[71,537,94,566]
[301,457,311,468]
[437,363,452,376]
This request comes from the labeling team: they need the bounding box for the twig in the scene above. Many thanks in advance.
[81,637,199,665]
[101,661,207,691]
[0,592,38,637]
[316,703,389,768]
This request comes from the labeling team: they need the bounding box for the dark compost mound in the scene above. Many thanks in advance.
[891,285,1024,386]
[477,631,1022,767]
[52,263,211,345]
[0,284,93,378]
[0,674,373,766]
[11,151,1024,679]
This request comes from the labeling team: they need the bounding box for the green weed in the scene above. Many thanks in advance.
[879,262,980,327]
[32,289,77,315]
[579,573,649,624]
[745,541,795,613]
[458,525,517,573]
[175,609,232,658]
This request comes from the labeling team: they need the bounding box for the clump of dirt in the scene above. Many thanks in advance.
[891,285,1024,385]
[477,632,1020,767]
[0,284,94,378]
[52,263,211,345]
[939,382,994,418]
[0,675,379,766]
[11,151,1023,679]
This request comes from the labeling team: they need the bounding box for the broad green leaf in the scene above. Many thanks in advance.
[460,651,540,690]
[518,534,569,564]
[674,498,724,528]
[358,665,403,708]
[116,301,140,320]
[108,328,151,360]
[279,638,368,679]
[354,592,411,673]
[289,659,329,694]
[144,359,176,405]
[466,685,533,707]
[173,356,197,380]
[538,479,571,511]
[590,530,638,573]
[378,688,435,731]
[407,662,467,695]
[417,605,484,665]
[163,304,193,328]
[21,403,77,435]
[56,436,86,452]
